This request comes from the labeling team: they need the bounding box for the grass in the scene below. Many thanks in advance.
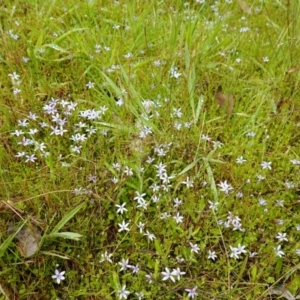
[1,0,300,299]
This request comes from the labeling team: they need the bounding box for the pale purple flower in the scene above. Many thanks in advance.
[161,268,175,282]
[261,161,272,170]
[218,180,233,194]
[185,286,198,299]
[171,267,186,281]
[118,258,131,271]
[118,285,130,299]
[52,269,65,284]
[208,250,217,261]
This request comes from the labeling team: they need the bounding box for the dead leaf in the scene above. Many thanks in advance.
[276,98,292,113]
[8,223,41,257]
[286,66,298,74]
[238,0,252,14]
[215,86,235,115]
[268,284,296,300]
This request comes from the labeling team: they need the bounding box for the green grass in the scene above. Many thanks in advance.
[1,0,300,299]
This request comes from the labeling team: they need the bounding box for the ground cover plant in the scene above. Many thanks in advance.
[0,0,300,299]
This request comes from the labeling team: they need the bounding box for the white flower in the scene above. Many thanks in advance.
[173,212,184,224]
[52,269,65,284]
[246,131,256,137]
[208,201,219,211]
[86,81,94,89]
[15,151,26,158]
[217,180,233,195]
[201,134,211,141]
[182,177,194,188]
[261,161,272,170]
[189,242,200,254]
[208,250,217,261]
[118,220,130,232]
[124,166,133,176]
[170,67,181,79]
[256,174,265,182]
[129,264,140,274]
[230,246,240,259]
[236,156,247,164]
[236,244,247,255]
[275,200,284,207]
[118,258,131,271]
[185,286,198,299]
[290,159,300,165]
[171,267,186,281]
[144,230,156,241]
[146,273,153,283]
[161,267,175,282]
[134,192,146,203]
[249,252,258,258]
[274,245,285,257]
[173,198,182,207]
[229,244,246,259]
[111,177,118,184]
[25,154,37,163]
[118,285,130,299]
[100,251,113,263]
[124,52,133,59]
[135,292,144,300]
[116,203,128,215]
[112,162,121,171]
[258,198,267,206]
[240,27,250,32]
[137,222,145,233]
[276,232,288,242]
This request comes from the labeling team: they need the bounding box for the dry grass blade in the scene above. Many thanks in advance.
[0,284,10,300]
[237,0,252,15]
[286,66,298,74]
[215,86,235,115]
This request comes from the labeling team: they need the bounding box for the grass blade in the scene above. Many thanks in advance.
[50,202,85,235]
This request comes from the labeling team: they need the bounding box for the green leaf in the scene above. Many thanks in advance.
[111,271,120,290]
[195,95,204,124]
[275,258,283,277]
[54,27,89,44]
[154,239,163,256]
[47,232,83,241]
[204,160,218,202]
[154,259,160,280]
[251,265,257,281]
[50,202,85,235]
[100,72,122,97]
[44,43,70,53]
[177,158,200,176]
